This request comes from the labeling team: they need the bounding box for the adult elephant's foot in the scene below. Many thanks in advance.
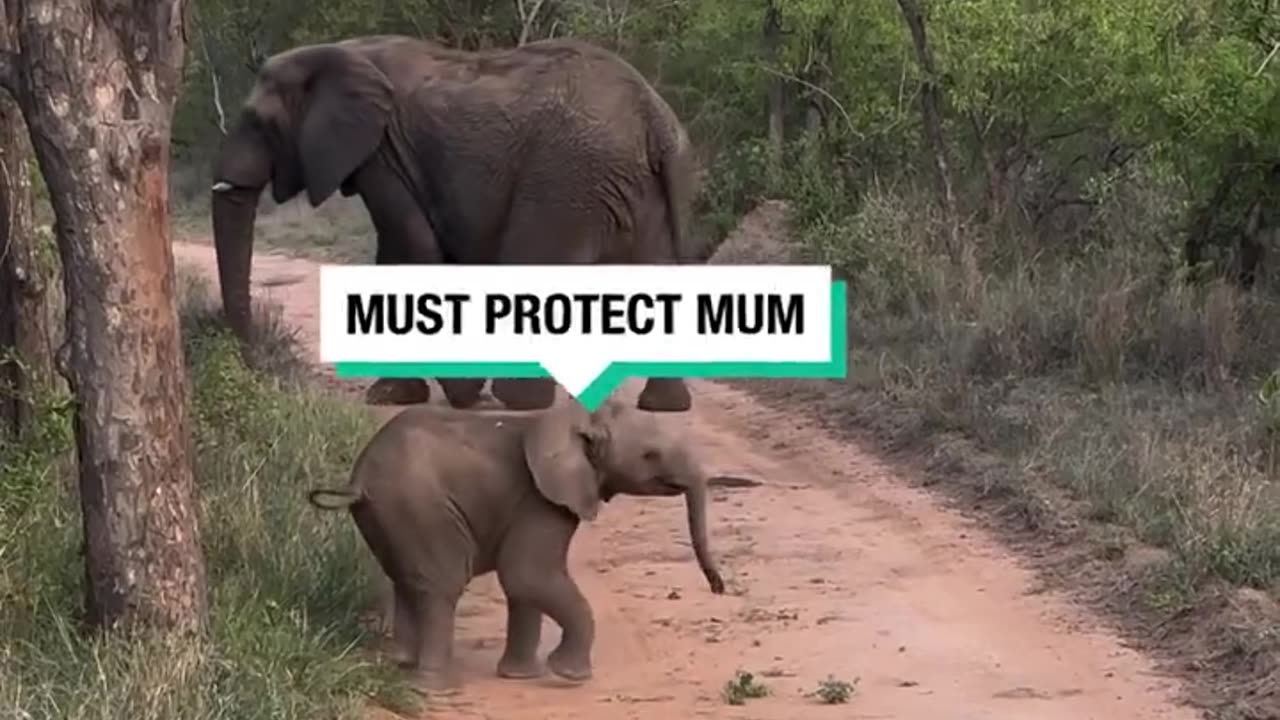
[388,644,416,668]
[410,667,461,696]
[636,378,692,412]
[496,654,545,680]
[492,378,557,411]
[365,378,431,406]
[546,645,592,682]
[438,378,486,409]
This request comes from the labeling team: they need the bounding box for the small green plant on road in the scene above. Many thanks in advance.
[722,669,770,705]
[811,674,858,704]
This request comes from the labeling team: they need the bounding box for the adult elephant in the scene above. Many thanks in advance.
[210,35,698,412]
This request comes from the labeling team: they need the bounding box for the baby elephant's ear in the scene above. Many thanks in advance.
[523,404,604,521]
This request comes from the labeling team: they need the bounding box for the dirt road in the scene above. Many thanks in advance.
[172,240,1202,720]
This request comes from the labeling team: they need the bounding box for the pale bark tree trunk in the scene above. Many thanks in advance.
[800,21,831,168]
[896,0,962,262]
[0,2,60,439]
[968,113,1007,224]
[803,23,831,140]
[515,0,547,46]
[763,0,785,174]
[0,0,207,635]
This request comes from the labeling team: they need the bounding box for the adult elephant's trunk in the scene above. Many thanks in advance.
[210,122,274,344]
[683,475,725,594]
[211,187,261,341]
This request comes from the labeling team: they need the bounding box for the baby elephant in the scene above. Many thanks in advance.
[307,399,726,691]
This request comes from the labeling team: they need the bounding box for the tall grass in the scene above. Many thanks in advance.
[0,273,416,719]
[845,192,1280,593]
[714,151,1280,597]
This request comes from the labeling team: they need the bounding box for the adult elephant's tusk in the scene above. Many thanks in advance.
[211,181,234,193]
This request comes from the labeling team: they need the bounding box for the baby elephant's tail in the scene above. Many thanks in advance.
[307,487,363,510]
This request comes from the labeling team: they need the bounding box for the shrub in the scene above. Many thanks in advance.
[0,279,416,720]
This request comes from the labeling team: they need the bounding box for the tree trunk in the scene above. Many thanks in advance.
[763,0,785,174]
[968,112,1007,224]
[0,2,60,439]
[0,0,207,635]
[1185,145,1247,277]
[896,0,962,261]
[803,22,831,139]
[1238,162,1280,289]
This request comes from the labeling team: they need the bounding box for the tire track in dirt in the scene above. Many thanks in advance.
[172,241,1203,719]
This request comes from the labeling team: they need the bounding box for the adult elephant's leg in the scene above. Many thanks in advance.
[490,203,593,412]
[438,378,488,409]
[634,175,696,412]
[365,377,432,405]
[361,231,430,405]
[356,161,444,407]
[637,378,693,412]
[491,378,557,410]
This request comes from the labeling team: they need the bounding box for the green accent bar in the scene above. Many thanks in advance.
[335,280,849,411]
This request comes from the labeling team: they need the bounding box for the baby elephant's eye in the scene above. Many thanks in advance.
[642,448,661,462]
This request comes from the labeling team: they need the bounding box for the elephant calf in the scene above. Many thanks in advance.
[307,399,726,691]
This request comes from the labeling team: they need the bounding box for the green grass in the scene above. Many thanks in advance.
[0,272,417,719]
[765,178,1280,597]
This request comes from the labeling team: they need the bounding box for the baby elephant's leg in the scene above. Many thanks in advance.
[494,509,589,680]
[388,583,417,667]
[404,588,462,692]
[525,570,595,681]
[496,547,549,679]
[495,595,545,679]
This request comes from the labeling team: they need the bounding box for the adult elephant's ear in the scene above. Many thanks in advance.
[298,47,394,207]
[523,404,605,521]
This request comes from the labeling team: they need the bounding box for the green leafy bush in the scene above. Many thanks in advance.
[0,285,415,720]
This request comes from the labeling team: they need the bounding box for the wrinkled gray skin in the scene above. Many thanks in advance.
[307,400,725,691]
[212,35,698,413]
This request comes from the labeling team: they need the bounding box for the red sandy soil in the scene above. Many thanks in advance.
[173,239,1204,720]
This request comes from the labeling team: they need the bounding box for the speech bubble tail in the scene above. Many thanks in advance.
[540,357,615,409]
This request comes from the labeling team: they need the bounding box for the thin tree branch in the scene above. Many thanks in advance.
[1255,40,1280,77]
[1030,124,1101,148]
[195,24,227,134]
[755,63,864,140]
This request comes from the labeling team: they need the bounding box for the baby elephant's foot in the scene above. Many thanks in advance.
[496,654,545,680]
[546,646,592,683]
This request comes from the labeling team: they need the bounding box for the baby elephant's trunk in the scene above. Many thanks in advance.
[683,480,725,594]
